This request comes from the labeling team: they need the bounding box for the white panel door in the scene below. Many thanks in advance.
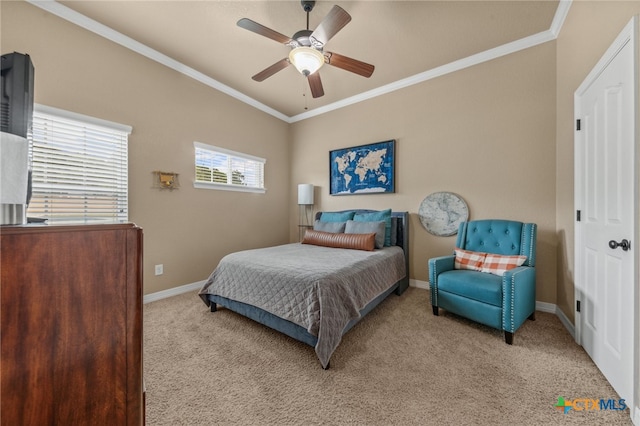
[575,18,636,410]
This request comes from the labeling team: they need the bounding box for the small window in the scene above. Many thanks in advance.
[28,105,131,222]
[194,142,265,193]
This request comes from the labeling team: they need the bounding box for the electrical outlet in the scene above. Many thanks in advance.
[155,264,163,276]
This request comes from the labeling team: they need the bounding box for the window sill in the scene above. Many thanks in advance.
[193,182,266,194]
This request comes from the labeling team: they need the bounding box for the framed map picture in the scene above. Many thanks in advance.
[330,140,395,195]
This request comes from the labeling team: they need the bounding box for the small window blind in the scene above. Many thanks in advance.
[194,141,265,193]
[28,105,132,222]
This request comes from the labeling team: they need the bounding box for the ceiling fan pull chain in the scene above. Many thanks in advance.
[303,77,309,110]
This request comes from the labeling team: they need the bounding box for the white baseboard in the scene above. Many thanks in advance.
[534,300,555,314]
[144,280,205,304]
[553,304,575,339]
[410,279,429,289]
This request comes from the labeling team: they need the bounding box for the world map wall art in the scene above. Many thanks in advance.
[330,140,395,195]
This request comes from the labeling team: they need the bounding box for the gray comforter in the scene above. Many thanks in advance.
[199,243,406,368]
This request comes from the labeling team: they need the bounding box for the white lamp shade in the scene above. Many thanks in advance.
[297,184,314,205]
[289,47,324,76]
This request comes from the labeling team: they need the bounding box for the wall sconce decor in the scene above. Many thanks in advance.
[153,171,180,190]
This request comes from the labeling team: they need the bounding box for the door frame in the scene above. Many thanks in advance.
[574,16,638,423]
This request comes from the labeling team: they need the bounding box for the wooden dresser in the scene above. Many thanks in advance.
[1,222,144,425]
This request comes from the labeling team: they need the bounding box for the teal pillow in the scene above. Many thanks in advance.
[320,211,355,222]
[354,209,392,246]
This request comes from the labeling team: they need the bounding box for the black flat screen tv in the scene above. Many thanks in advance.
[1,52,35,139]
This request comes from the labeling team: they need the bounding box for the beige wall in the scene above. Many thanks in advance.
[1,1,291,295]
[290,42,558,303]
[555,1,640,323]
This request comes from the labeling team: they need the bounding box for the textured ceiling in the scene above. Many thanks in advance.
[55,1,560,118]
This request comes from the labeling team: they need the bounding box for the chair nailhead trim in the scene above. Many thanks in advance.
[433,263,438,305]
[510,274,515,331]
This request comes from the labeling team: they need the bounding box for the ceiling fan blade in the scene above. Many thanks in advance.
[324,52,375,78]
[237,18,293,44]
[308,72,324,98]
[252,58,291,82]
[310,5,351,47]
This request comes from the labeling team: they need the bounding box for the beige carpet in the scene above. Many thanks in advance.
[143,287,632,425]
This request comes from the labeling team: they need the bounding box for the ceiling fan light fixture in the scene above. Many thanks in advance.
[289,47,324,76]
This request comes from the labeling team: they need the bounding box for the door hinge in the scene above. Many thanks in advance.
[576,119,581,131]
[577,300,581,312]
[576,210,581,221]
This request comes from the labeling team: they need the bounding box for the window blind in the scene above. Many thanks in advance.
[28,105,131,221]
[194,141,265,193]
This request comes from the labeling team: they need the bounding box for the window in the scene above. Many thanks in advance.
[28,105,131,222]
[194,141,265,193]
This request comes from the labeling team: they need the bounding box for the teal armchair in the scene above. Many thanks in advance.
[428,220,537,344]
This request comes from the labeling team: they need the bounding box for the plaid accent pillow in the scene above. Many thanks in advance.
[454,249,486,271]
[481,254,528,276]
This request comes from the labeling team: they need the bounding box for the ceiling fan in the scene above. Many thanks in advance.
[237,0,375,98]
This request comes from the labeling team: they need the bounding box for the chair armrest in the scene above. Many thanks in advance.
[429,255,455,283]
[428,255,455,306]
[501,266,536,332]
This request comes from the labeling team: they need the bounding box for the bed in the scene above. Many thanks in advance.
[199,209,410,369]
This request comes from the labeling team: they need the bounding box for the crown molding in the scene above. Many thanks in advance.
[27,0,572,124]
[550,0,573,38]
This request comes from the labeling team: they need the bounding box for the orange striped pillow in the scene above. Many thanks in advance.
[454,249,486,271]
